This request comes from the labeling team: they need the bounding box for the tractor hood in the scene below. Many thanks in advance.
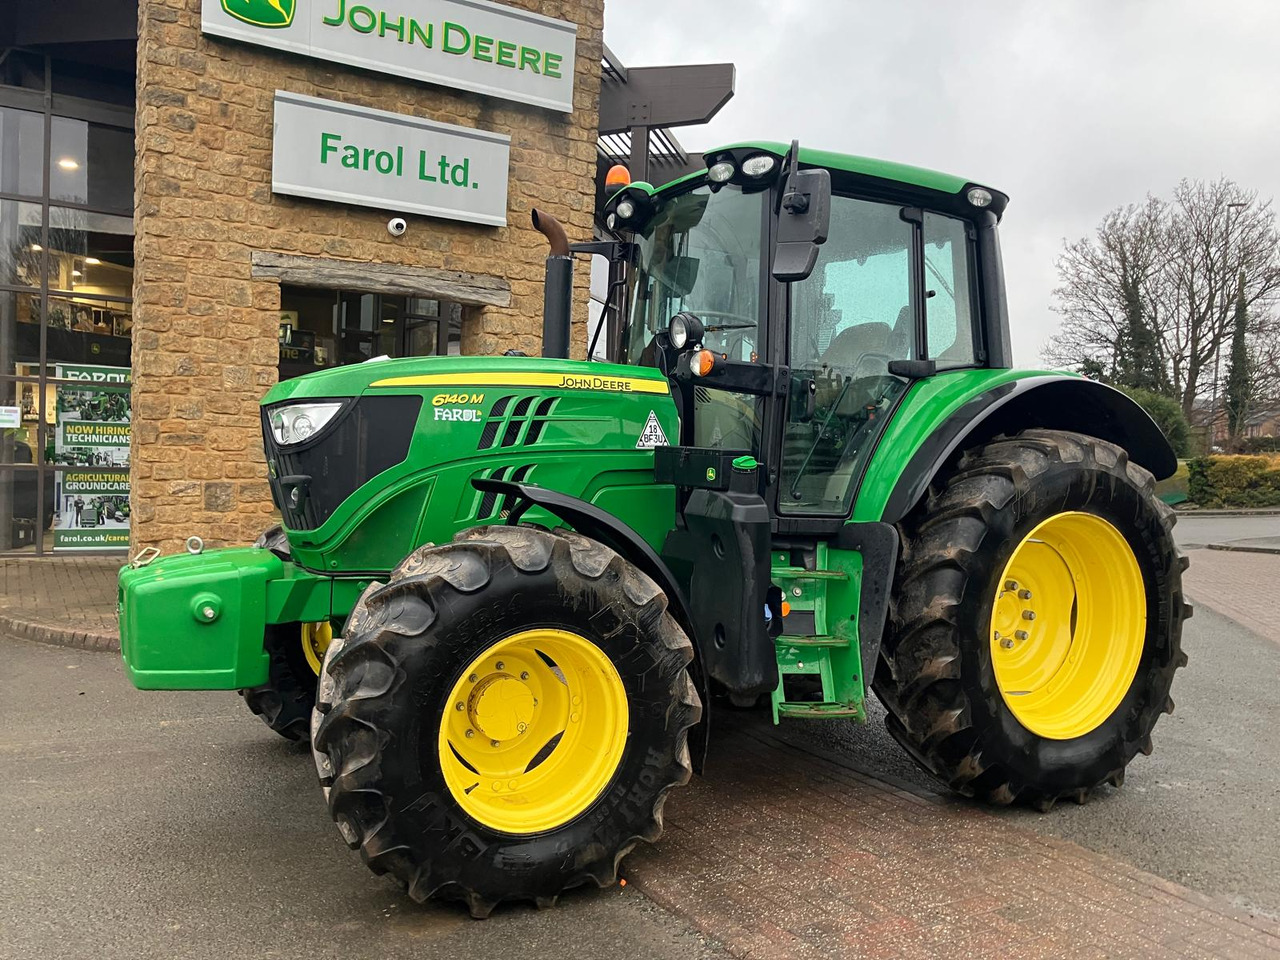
[259,355,679,576]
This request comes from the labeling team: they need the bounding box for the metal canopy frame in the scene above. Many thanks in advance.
[596,44,735,191]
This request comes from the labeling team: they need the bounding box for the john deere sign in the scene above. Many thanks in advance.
[202,0,577,112]
[272,91,511,225]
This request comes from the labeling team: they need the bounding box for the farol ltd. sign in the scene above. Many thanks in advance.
[271,91,511,226]
[202,0,576,112]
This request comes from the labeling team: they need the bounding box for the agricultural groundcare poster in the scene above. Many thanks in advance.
[53,363,131,551]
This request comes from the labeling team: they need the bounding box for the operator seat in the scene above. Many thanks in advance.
[819,322,893,373]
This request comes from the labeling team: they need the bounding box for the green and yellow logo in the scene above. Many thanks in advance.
[221,0,295,28]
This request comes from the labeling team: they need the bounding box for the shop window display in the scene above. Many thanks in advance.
[0,67,133,553]
[279,287,463,381]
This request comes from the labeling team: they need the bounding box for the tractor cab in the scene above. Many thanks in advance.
[606,142,1007,524]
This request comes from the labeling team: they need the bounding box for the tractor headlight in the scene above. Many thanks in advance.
[615,199,636,220]
[668,311,705,350]
[268,402,344,446]
[741,154,777,177]
[707,160,736,183]
[966,186,993,208]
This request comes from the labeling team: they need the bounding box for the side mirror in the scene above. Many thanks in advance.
[772,162,830,283]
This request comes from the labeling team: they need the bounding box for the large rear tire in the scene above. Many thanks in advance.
[873,429,1190,809]
[311,525,700,916]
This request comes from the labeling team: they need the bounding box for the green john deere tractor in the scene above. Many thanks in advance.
[119,141,1189,917]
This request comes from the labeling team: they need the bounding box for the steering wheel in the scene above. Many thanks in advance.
[852,352,894,380]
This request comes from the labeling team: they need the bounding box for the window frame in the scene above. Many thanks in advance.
[920,209,985,370]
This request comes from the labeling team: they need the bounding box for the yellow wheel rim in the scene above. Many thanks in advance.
[990,511,1146,740]
[438,628,629,835]
[300,621,333,676]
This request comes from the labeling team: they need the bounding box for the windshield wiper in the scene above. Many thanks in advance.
[789,376,854,500]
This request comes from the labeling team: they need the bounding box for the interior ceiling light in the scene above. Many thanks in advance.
[58,157,80,170]
[84,257,101,265]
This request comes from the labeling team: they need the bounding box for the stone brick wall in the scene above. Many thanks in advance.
[131,0,605,554]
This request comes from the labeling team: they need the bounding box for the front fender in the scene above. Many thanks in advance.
[471,478,712,772]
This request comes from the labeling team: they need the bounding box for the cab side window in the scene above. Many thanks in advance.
[923,212,980,368]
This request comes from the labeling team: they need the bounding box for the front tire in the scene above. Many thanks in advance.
[238,623,319,741]
[311,525,700,916]
[874,429,1190,809]
[238,526,330,741]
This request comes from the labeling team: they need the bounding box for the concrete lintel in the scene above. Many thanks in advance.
[250,252,512,308]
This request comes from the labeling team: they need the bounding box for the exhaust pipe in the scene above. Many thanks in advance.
[532,208,571,359]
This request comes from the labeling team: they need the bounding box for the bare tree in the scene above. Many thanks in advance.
[1044,197,1169,385]
[1045,178,1280,421]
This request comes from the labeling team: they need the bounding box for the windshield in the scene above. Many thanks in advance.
[620,184,764,368]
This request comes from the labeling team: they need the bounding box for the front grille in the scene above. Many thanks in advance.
[263,395,422,530]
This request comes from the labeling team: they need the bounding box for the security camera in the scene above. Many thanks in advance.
[387,217,407,237]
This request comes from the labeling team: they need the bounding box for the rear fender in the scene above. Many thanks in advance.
[880,374,1178,524]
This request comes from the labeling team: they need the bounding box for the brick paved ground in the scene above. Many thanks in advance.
[628,722,1280,960]
[0,556,120,649]
[5,551,1280,958]
[1182,548,1280,645]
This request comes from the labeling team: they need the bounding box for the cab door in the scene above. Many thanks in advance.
[777,196,917,516]
[776,198,983,518]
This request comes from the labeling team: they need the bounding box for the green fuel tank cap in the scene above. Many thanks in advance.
[732,455,758,471]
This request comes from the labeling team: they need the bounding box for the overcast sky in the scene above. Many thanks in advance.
[604,0,1280,365]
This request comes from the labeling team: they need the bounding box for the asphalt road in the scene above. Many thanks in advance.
[790,601,1280,921]
[1174,513,1280,550]
[0,638,727,960]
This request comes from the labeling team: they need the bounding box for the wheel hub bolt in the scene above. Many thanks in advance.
[1022,610,1036,620]
[520,671,529,681]
[1019,589,1032,600]
[455,702,465,711]
[468,673,478,683]
[495,661,505,671]
[1000,637,1014,649]
[490,739,500,747]
[465,729,474,738]
[1015,630,1029,641]
[1005,580,1019,592]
